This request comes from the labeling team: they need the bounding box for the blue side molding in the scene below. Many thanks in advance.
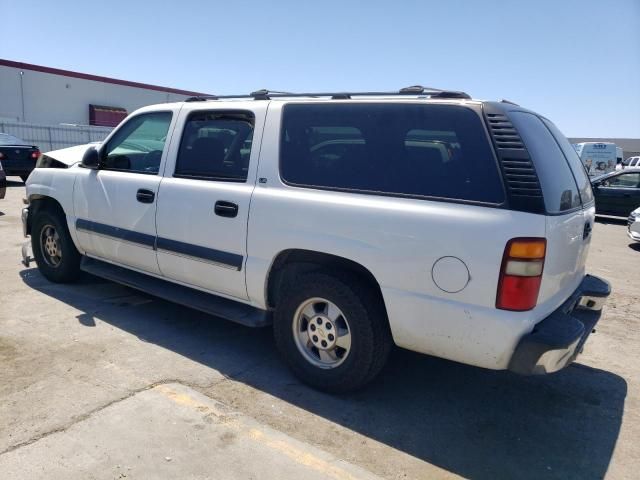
[76,218,156,248]
[156,237,243,271]
[75,218,243,271]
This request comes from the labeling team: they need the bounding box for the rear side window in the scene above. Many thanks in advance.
[542,119,594,205]
[605,173,640,187]
[509,112,581,213]
[175,110,254,182]
[280,103,504,204]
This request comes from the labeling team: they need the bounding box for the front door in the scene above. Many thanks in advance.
[73,111,176,274]
[155,105,266,300]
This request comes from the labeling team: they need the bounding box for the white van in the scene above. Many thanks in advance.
[573,142,617,176]
[616,147,624,170]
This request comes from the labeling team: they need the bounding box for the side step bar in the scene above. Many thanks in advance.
[81,257,271,328]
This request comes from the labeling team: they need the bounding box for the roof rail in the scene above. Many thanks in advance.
[184,86,471,102]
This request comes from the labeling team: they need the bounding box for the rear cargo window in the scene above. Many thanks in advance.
[509,112,581,213]
[280,103,504,204]
[542,119,594,205]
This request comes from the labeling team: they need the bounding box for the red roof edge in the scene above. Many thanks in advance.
[0,58,210,97]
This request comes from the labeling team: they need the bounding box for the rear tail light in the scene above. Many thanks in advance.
[31,150,41,159]
[496,238,546,311]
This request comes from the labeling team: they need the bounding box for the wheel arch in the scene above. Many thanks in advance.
[26,195,68,237]
[266,249,388,315]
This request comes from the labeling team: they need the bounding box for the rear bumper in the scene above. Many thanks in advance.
[2,161,35,176]
[508,274,611,375]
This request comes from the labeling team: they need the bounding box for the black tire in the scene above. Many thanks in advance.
[273,271,392,393]
[20,174,29,183]
[31,208,82,283]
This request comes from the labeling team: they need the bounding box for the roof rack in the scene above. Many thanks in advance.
[184,85,471,102]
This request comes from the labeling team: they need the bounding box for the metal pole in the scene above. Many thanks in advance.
[19,71,26,122]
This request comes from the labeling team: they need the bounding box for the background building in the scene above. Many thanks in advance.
[0,59,207,151]
[0,59,206,126]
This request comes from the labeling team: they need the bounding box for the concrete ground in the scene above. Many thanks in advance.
[0,177,638,479]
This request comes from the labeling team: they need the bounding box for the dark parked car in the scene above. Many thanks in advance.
[592,167,640,217]
[0,161,6,199]
[0,133,40,183]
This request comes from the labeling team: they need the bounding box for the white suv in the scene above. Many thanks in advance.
[21,87,610,392]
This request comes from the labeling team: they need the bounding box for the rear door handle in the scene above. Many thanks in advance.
[583,221,592,240]
[136,189,155,203]
[214,200,238,218]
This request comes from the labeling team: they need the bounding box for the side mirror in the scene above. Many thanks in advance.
[81,147,101,169]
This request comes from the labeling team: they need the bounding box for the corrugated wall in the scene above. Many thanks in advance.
[0,121,113,152]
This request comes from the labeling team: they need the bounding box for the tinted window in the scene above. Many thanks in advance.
[542,119,594,204]
[280,103,504,203]
[510,112,581,213]
[104,112,172,174]
[605,173,640,188]
[175,111,254,181]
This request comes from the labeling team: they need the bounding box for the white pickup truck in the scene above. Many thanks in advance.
[22,87,610,392]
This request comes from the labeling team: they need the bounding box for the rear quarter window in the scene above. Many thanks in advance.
[279,103,505,204]
[509,112,582,213]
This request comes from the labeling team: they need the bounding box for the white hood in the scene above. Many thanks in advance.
[43,142,100,166]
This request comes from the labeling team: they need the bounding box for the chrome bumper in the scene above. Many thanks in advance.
[21,206,29,238]
[21,206,33,267]
[21,241,33,267]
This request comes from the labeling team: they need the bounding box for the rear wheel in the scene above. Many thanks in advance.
[31,209,81,283]
[273,271,391,393]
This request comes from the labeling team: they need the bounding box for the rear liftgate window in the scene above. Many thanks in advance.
[280,103,505,204]
[509,112,582,213]
[541,119,594,205]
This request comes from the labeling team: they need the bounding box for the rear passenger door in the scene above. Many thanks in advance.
[155,105,267,300]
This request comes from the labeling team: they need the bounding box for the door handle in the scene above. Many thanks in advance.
[214,200,238,218]
[583,221,592,240]
[136,189,155,204]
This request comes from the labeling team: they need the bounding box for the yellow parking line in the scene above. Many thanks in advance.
[156,384,366,480]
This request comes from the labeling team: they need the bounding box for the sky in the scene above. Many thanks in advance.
[1,0,639,138]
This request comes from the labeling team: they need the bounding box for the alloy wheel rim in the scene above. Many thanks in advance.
[39,224,62,267]
[292,297,352,369]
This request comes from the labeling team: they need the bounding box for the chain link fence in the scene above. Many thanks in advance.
[0,121,113,152]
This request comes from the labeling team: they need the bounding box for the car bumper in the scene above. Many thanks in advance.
[21,206,34,267]
[508,274,611,375]
[628,216,640,241]
[21,206,29,237]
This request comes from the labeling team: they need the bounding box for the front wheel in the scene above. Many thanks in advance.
[31,208,81,283]
[273,271,391,393]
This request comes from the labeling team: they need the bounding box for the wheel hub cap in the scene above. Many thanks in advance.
[292,297,352,369]
[40,224,62,267]
[308,315,338,350]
